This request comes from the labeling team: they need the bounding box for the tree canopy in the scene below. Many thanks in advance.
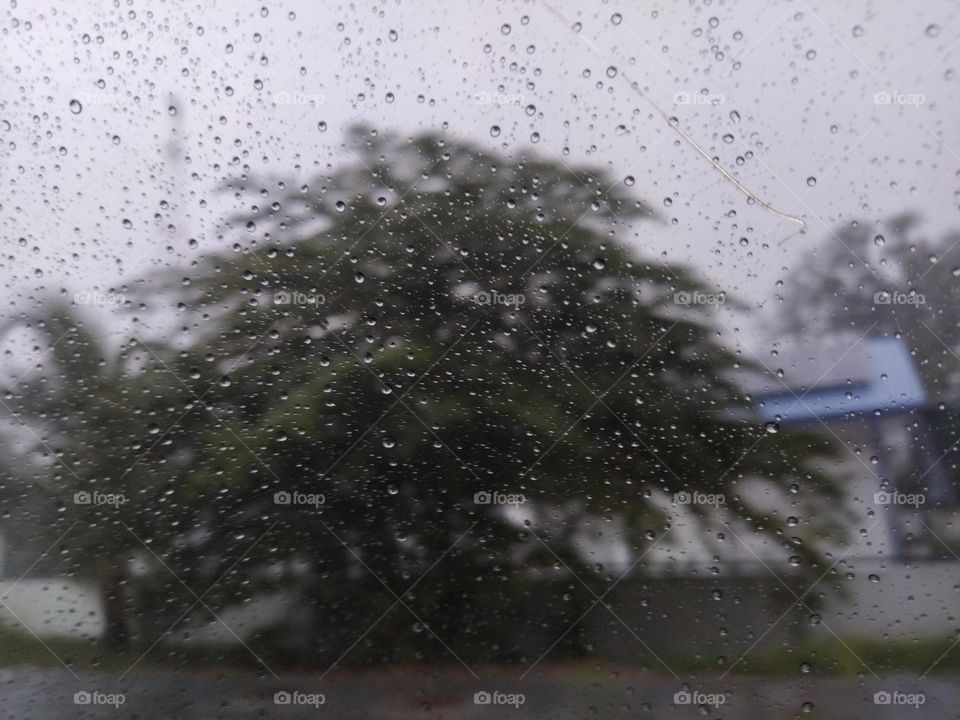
[3,125,843,664]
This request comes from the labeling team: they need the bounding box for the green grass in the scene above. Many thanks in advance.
[1,625,959,677]
[0,625,253,674]
[666,636,960,677]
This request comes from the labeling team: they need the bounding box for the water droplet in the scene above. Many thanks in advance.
[68,99,82,114]
[926,24,941,38]
[317,121,328,132]
[490,125,501,137]
[624,175,635,186]
[764,421,780,434]
[592,258,606,269]
[354,271,365,283]
[501,23,511,35]
[806,176,817,187]
[611,13,622,25]
[722,133,734,144]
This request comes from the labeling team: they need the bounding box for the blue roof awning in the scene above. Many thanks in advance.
[752,337,927,424]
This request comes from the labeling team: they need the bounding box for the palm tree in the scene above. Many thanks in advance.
[0,301,208,650]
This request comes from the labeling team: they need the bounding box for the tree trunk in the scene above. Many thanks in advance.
[101,571,130,651]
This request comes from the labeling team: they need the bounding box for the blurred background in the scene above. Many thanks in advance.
[2,0,960,717]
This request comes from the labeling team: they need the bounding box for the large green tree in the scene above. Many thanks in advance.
[6,125,843,666]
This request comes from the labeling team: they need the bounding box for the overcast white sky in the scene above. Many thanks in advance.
[2,0,959,358]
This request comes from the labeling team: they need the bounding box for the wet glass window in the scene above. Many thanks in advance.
[1,1,959,717]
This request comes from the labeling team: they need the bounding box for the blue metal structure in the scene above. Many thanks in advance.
[750,337,939,562]
[752,337,927,424]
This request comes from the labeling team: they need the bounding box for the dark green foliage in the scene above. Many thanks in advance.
[4,125,844,665]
